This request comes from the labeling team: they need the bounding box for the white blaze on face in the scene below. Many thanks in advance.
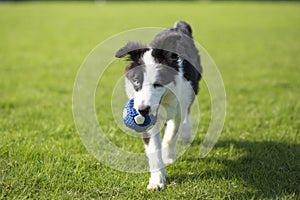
[133,50,166,115]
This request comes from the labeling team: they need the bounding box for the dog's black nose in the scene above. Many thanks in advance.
[138,105,150,116]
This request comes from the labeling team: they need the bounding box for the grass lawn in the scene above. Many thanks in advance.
[0,1,300,199]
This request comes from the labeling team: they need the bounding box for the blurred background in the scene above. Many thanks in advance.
[0,0,299,199]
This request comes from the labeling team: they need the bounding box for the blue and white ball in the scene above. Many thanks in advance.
[123,99,157,132]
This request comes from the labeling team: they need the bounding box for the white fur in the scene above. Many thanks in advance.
[132,50,164,115]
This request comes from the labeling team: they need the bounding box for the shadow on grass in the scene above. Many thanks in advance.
[171,140,300,198]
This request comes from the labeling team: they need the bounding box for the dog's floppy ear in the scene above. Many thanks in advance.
[115,41,148,62]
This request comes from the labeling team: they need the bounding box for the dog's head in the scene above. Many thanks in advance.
[115,41,180,116]
[115,21,201,116]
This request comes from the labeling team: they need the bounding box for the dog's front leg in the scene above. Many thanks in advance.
[162,115,180,164]
[143,130,165,190]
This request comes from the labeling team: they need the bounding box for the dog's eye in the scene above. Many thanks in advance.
[170,53,178,60]
[153,83,163,88]
[133,79,140,86]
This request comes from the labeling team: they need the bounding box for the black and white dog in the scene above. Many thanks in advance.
[115,21,202,190]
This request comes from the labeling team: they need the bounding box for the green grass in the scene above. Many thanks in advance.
[1,1,300,199]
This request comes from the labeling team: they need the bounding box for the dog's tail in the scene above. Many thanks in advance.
[174,21,193,38]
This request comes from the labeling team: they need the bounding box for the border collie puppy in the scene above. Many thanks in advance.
[115,21,202,190]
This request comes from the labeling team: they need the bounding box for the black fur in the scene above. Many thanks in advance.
[115,41,148,92]
[150,21,202,94]
[142,132,150,145]
[151,49,179,72]
[115,21,202,94]
[174,21,193,37]
[115,41,148,62]
[126,63,144,91]
[182,60,201,94]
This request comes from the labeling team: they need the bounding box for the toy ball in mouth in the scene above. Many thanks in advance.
[122,99,157,132]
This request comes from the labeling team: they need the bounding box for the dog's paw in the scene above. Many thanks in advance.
[163,157,176,165]
[147,183,164,190]
[179,134,192,144]
[147,171,165,190]
[162,148,176,165]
